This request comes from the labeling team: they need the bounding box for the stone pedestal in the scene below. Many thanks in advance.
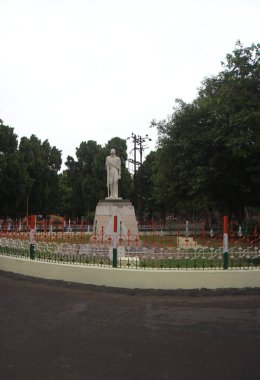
[92,199,139,243]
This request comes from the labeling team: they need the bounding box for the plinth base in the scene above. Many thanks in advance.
[92,199,139,243]
[105,197,122,200]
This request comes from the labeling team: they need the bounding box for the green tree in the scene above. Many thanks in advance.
[64,140,105,217]
[153,42,260,218]
[57,171,73,216]
[0,121,17,154]
[78,140,105,217]
[135,150,163,218]
[0,122,29,216]
[19,135,62,215]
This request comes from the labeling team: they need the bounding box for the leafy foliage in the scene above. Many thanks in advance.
[18,135,62,215]
[152,42,260,218]
[0,123,29,215]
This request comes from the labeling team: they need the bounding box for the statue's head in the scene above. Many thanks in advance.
[110,149,116,156]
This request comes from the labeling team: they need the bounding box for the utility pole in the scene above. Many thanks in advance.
[127,133,151,173]
[127,133,151,219]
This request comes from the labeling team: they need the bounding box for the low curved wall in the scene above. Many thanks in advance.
[0,255,260,289]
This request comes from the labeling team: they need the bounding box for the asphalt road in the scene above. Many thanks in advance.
[0,270,260,380]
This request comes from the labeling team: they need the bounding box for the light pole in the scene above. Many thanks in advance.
[127,133,152,174]
[127,133,151,219]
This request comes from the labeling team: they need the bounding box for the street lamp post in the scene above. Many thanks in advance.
[127,133,151,219]
[127,133,152,174]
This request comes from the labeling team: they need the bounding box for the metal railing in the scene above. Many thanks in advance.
[0,238,259,270]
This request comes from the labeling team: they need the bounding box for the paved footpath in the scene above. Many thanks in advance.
[0,270,260,380]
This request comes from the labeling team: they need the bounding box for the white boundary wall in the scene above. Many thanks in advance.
[0,255,260,289]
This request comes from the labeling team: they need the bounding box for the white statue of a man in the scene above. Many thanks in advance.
[106,149,121,198]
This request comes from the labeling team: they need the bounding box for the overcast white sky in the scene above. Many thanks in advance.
[0,0,259,169]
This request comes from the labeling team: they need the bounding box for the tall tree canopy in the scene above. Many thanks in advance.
[0,122,132,219]
[18,135,62,215]
[0,122,29,216]
[64,140,104,217]
[152,42,260,218]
